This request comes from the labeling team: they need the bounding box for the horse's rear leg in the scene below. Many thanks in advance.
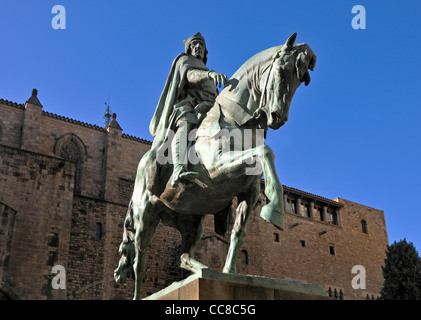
[177,215,208,273]
[223,182,260,274]
[132,200,159,300]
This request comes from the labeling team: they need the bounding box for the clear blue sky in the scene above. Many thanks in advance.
[1,1,420,252]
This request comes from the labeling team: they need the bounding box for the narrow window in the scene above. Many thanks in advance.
[329,245,335,255]
[274,233,280,243]
[95,222,102,240]
[290,199,296,214]
[300,240,306,247]
[320,207,325,222]
[327,209,332,223]
[361,220,368,234]
[331,210,338,225]
[228,207,234,225]
[285,198,291,212]
[241,250,249,265]
[315,206,322,220]
[326,208,338,225]
[304,203,311,218]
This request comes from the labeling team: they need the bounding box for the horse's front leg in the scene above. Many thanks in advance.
[212,143,285,231]
[223,181,260,274]
[257,144,284,230]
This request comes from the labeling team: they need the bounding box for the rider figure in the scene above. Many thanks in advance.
[149,32,227,187]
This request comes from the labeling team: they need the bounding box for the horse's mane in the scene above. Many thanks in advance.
[215,44,284,121]
[230,44,284,84]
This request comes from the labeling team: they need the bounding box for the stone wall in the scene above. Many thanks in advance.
[0,92,388,300]
[0,144,74,299]
[0,93,151,299]
[0,101,23,148]
[0,202,17,284]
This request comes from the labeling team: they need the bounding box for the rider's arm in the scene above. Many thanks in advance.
[187,69,228,88]
[186,69,211,84]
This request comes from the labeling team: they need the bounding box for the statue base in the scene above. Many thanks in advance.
[143,269,329,300]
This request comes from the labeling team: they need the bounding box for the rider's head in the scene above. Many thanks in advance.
[183,32,208,64]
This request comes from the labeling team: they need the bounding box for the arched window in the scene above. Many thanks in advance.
[60,140,82,194]
[55,133,86,194]
[240,250,249,265]
[59,139,81,162]
[95,223,102,240]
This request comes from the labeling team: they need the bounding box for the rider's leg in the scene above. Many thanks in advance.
[171,120,199,187]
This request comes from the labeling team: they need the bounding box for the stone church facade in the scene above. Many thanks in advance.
[0,90,388,300]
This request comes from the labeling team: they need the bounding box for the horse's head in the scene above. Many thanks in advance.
[260,33,316,130]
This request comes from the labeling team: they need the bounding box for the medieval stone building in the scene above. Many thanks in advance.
[0,90,388,300]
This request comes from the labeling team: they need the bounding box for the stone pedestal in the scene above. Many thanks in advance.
[144,269,329,300]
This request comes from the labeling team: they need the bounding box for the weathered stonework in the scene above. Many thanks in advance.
[0,144,74,299]
[0,92,388,300]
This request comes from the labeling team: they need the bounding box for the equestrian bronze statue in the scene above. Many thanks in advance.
[114,32,316,300]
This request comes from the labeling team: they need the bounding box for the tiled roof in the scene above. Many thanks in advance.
[122,133,152,145]
[0,98,24,109]
[260,179,342,207]
[42,110,106,132]
[283,185,343,207]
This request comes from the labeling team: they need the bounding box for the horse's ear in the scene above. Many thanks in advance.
[285,32,297,49]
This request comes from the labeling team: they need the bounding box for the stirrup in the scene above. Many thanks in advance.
[171,167,199,187]
[179,171,199,181]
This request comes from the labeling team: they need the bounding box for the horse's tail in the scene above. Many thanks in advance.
[114,199,136,283]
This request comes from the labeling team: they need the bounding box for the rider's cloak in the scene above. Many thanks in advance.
[149,53,210,150]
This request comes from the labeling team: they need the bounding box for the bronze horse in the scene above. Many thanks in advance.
[114,33,316,299]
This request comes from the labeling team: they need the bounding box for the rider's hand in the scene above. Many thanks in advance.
[208,71,228,88]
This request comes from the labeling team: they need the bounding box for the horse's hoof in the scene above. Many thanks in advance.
[180,253,209,273]
[222,267,236,274]
[260,205,284,230]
